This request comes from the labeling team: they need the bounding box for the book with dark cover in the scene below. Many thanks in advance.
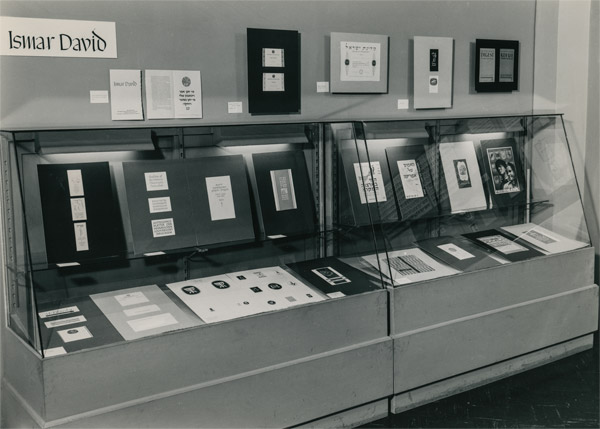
[186,155,255,247]
[122,160,197,254]
[480,138,526,209]
[416,235,501,272]
[37,162,125,264]
[252,151,316,237]
[386,144,438,220]
[286,257,381,297]
[463,229,544,262]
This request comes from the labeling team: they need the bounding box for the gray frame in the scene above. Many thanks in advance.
[330,32,389,93]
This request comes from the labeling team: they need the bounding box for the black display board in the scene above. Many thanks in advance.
[247,28,301,114]
[480,138,526,208]
[287,257,381,297]
[122,160,197,254]
[475,39,519,92]
[37,297,123,355]
[37,162,125,264]
[385,144,438,220]
[463,229,544,263]
[416,235,501,272]
[186,155,255,246]
[252,151,316,237]
[340,147,398,225]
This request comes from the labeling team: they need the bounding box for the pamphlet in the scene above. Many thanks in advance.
[110,69,144,120]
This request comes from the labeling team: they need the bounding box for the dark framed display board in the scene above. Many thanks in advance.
[475,39,519,92]
[247,28,301,114]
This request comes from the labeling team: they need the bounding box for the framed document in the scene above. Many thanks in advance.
[413,36,454,109]
[247,28,300,114]
[330,32,389,93]
[475,39,519,92]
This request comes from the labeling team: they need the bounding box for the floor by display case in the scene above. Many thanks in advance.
[0,114,597,428]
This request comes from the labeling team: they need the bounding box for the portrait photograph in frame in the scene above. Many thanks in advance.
[330,32,389,93]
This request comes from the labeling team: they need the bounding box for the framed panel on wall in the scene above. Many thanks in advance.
[330,32,389,93]
[247,28,301,115]
[475,39,519,92]
[413,36,454,109]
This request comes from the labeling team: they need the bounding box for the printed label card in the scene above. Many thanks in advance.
[397,160,424,199]
[151,218,176,238]
[262,48,285,67]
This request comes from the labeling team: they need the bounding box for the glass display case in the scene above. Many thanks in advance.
[339,114,597,413]
[0,114,596,427]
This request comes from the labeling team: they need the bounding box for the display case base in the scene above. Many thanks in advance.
[391,334,594,414]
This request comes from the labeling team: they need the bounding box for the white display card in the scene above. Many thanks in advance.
[70,198,87,221]
[148,196,172,214]
[477,235,528,254]
[151,218,176,238]
[499,48,515,82]
[126,313,178,332]
[73,222,89,252]
[144,171,169,191]
[114,291,150,307]
[44,315,87,329]
[437,243,476,260]
[429,75,439,93]
[340,41,381,82]
[67,169,84,197]
[57,326,93,343]
[123,304,161,317]
[262,73,285,92]
[205,176,236,221]
[44,347,67,357]
[262,48,285,67]
[110,69,144,121]
[354,161,387,204]
[39,306,79,319]
[479,48,496,82]
[397,159,424,199]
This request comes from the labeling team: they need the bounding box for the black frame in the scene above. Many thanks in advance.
[475,39,519,92]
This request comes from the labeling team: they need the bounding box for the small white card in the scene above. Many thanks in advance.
[148,196,172,214]
[58,326,93,343]
[39,306,79,319]
[397,99,409,109]
[437,243,476,260]
[327,291,346,299]
[227,101,243,114]
[123,304,161,317]
[478,235,528,254]
[263,73,285,92]
[262,48,285,67]
[144,171,169,192]
[206,176,236,221]
[127,313,178,332]
[44,347,67,357]
[90,90,109,104]
[115,291,149,307]
[397,160,424,199]
[70,198,87,221]
[67,169,84,197]
[44,315,87,329]
[151,218,176,238]
[354,161,387,204]
[429,75,439,93]
[316,81,330,93]
[73,222,89,252]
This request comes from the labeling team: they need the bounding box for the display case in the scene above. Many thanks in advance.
[345,114,597,413]
[0,123,392,428]
[1,114,597,428]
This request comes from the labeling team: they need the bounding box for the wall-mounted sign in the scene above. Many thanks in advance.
[0,16,117,58]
